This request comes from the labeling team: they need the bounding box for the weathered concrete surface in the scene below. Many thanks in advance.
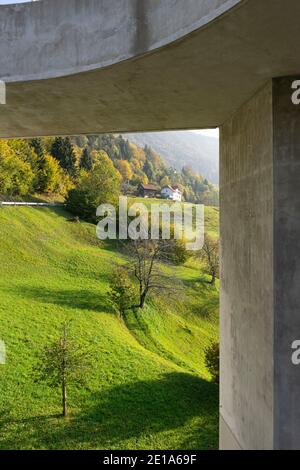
[0,0,241,82]
[1,1,300,136]
[273,77,300,450]
[220,82,274,450]
[221,77,300,450]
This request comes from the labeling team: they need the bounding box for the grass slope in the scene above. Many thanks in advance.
[0,206,219,450]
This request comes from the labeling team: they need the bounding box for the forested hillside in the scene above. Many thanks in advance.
[123,131,219,185]
[0,134,218,206]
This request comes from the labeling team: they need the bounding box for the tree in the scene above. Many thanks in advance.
[29,138,45,160]
[129,143,146,170]
[66,153,121,222]
[39,154,73,195]
[116,160,133,182]
[143,159,155,181]
[131,173,148,186]
[160,176,170,188]
[0,141,35,196]
[126,238,182,309]
[8,139,40,170]
[198,235,219,285]
[80,147,93,171]
[205,342,219,384]
[33,320,91,417]
[116,135,132,161]
[51,137,77,176]
[108,266,137,318]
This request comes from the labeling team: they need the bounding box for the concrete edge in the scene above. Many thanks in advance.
[219,414,243,450]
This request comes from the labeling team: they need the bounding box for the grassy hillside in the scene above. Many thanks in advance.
[0,206,219,450]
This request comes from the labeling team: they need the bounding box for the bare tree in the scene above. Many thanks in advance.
[198,235,219,285]
[33,320,91,417]
[126,238,183,309]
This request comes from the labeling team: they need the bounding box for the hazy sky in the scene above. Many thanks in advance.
[194,129,219,139]
[0,1,33,3]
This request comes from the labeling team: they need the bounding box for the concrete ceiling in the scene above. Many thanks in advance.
[0,0,300,137]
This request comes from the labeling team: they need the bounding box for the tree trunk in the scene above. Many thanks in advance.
[62,378,67,417]
[140,292,147,308]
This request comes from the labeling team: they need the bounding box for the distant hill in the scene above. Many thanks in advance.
[123,131,219,185]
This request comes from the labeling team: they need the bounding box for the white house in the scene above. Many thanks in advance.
[161,185,182,202]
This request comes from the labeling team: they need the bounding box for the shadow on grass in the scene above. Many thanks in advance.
[11,285,112,314]
[0,372,218,450]
[183,276,218,289]
[182,278,219,321]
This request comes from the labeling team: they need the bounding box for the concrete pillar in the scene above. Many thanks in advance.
[220,77,300,450]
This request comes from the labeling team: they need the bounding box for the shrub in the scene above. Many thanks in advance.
[108,266,137,318]
[205,342,219,384]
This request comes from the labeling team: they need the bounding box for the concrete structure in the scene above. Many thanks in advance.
[1,0,300,450]
[220,77,300,450]
[1,0,300,138]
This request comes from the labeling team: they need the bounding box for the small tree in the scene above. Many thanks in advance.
[205,342,219,384]
[198,235,219,285]
[33,321,91,417]
[108,266,137,318]
[126,238,183,309]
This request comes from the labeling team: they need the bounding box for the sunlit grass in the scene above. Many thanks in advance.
[0,206,219,450]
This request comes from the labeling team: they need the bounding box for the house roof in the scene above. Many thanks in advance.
[140,184,159,191]
[161,185,181,193]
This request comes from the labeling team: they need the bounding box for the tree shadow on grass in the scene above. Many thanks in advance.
[0,372,218,450]
[10,285,112,314]
[189,297,219,321]
[180,279,219,321]
[182,276,218,289]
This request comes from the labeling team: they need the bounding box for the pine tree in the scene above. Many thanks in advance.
[29,138,45,161]
[80,147,93,171]
[51,137,77,176]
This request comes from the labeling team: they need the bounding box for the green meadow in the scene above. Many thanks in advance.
[0,205,219,450]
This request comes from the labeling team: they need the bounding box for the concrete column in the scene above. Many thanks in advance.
[220,77,300,450]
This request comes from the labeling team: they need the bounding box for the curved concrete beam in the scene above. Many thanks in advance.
[1,0,300,137]
[0,0,242,82]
